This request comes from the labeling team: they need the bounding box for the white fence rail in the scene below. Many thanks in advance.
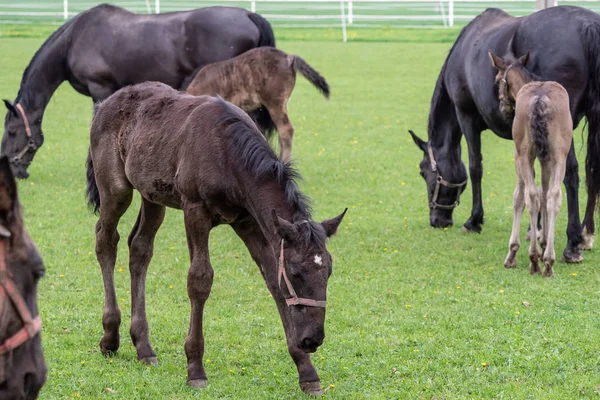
[2,1,599,41]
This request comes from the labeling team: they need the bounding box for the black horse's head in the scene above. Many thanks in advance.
[272,209,345,354]
[409,130,468,228]
[0,157,46,399]
[488,50,531,120]
[2,101,44,179]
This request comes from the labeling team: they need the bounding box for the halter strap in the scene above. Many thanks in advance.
[0,233,42,356]
[278,240,326,308]
[427,144,468,210]
[15,104,32,138]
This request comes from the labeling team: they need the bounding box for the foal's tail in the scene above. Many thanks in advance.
[86,150,101,215]
[292,56,330,99]
[530,96,550,162]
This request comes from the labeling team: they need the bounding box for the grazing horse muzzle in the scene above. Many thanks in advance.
[430,212,454,228]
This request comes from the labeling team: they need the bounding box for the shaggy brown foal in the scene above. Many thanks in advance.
[186,47,330,162]
[490,51,572,277]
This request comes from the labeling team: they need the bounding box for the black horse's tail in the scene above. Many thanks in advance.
[86,150,100,214]
[530,96,550,162]
[292,56,330,99]
[581,22,600,214]
[247,12,275,48]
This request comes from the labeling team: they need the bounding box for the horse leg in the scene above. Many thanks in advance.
[456,109,484,233]
[521,158,541,275]
[231,220,323,396]
[267,104,294,163]
[128,198,166,365]
[542,159,565,278]
[581,195,596,250]
[561,141,583,262]
[539,163,551,255]
[182,203,214,389]
[504,153,525,269]
[96,188,133,355]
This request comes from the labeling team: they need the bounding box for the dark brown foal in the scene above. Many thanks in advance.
[87,82,345,395]
[186,47,330,162]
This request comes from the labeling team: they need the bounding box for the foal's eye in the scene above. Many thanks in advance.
[33,269,45,280]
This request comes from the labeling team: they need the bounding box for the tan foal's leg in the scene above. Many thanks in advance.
[521,158,541,275]
[542,159,567,278]
[539,163,551,256]
[505,158,526,269]
[268,104,295,163]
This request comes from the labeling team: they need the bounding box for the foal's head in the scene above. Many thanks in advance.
[272,209,346,353]
[489,51,533,119]
[0,157,46,399]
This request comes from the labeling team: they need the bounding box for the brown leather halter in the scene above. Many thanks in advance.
[499,65,516,113]
[11,104,38,167]
[0,227,42,357]
[278,240,326,308]
[427,144,468,210]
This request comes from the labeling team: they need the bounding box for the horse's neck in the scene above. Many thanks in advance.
[16,30,69,116]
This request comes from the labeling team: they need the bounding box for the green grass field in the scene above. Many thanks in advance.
[2,26,600,399]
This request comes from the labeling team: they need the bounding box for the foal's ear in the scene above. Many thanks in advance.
[3,100,17,117]
[409,130,428,153]
[0,157,18,221]
[271,209,300,242]
[322,208,347,238]
[518,51,531,67]
[488,51,506,70]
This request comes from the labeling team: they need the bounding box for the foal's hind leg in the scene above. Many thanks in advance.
[267,104,295,163]
[539,163,551,256]
[521,159,541,275]
[182,203,214,388]
[504,165,525,269]
[128,198,166,365]
[542,160,567,278]
[97,187,133,355]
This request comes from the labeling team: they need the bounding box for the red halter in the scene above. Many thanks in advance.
[278,240,326,308]
[0,231,42,356]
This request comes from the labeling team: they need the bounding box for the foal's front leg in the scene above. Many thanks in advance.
[183,204,214,388]
[231,221,323,396]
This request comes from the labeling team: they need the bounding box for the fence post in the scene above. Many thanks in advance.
[251,0,256,13]
[448,0,454,28]
[340,0,347,42]
[64,0,68,19]
[155,0,160,13]
[348,0,353,25]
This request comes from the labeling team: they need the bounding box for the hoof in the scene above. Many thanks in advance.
[561,247,583,264]
[187,379,208,389]
[461,225,482,234]
[542,269,555,278]
[300,381,323,396]
[579,228,594,251]
[140,356,158,365]
[99,336,119,356]
[504,261,516,269]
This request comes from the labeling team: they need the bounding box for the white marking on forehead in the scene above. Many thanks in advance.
[314,255,323,266]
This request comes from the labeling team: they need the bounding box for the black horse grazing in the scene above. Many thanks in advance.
[0,157,46,399]
[86,82,346,395]
[2,4,275,179]
[410,6,600,263]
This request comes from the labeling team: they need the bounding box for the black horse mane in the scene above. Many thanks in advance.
[213,98,314,225]
[15,15,77,106]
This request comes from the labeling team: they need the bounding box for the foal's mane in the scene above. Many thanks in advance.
[213,99,314,224]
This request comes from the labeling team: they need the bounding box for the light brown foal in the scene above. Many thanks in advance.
[490,51,573,277]
[186,47,330,162]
